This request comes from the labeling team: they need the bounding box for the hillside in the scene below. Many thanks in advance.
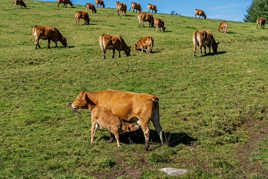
[0,0,268,178]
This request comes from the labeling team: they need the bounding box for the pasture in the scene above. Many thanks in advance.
[0,0,268,178]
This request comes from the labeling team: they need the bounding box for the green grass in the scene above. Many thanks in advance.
[1,0,268,178]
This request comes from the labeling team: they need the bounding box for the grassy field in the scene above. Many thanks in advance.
[1,0,268,178]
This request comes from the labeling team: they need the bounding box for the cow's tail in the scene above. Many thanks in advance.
[151,97,163,144]
[30,26,35,41]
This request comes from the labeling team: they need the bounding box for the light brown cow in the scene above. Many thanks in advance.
[70,90,163,151]
[90,106,140,148]
[31,25,67,49]
[131,2,141,13]
[116,1,127,16]
[193,30,219,56]
[147,3,157,13]
[13,0,27,8]
[134,36,154,53]
[138,12,154,27]
[218,21,228,33]
[256,17,266,29]
[95,0,105,8]
[75,11,90,25]
[99,34,130,59]
[154,17,166,32]
[194,9,206,19]
[57,0,73,8]
[85,3,97,13]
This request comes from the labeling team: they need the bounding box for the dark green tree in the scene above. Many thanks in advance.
[245,0,268,22]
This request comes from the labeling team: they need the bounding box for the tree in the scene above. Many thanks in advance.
[245,0,268,22]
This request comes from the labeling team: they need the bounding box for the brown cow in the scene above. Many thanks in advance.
[218,21,228,33]
[154,17,166,32]
[116,1,127,16]
[95,0,105,8]
[256,17,266,29]
[31,25,67,49]
[131,2,141,13]
[75,11,90,25]
[13,0,27,8]
[99,34,130,59]
[134,36,154,53]
[85,3,97,13]
[57,0,73,8]
[70,90,164,151]
[193,30,219,56]
[147,3,157,13]
[138,12,154,27]
[194,9,206,19]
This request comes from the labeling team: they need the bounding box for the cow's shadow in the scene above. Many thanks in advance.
[205,51,226,56]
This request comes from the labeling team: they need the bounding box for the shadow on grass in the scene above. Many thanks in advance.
[226,31,236,34]
[205,51,226,56]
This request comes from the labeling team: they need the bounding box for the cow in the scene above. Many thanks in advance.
[130,2,141,13]
[138,12,154,28]
[95,0,105,8]
[147,3,157,13]
[31,25,67,49]
[70,90,164,151]
[57,0,73,8]
[13,0,26,8]
[256,17,266,29]
[99,34,130,59]
[194,9,206,19]
[116,1,127,16]
[154,17,166,32]
[134,36,154,53]
[74,11,90,25]
[193,30,219,56]
[85,3,97,13]
[218,21,228,33]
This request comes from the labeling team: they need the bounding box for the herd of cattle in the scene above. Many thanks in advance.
[14,0,268,150]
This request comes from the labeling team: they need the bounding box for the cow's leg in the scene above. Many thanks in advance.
[139,120,150,151]
[90,121,98,144]
[35,37,41,49]
[118,50,121,58]
[48,39,51,49]
[204,46,206,55]
[108,132,115,143]
[112,130,120,147]
[112,49,115,58]
[54,41,58,48]
[199,45,203,56]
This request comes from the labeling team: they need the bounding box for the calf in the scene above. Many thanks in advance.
[95,0,105,8]
[138,12,154,27]
[70,90,163,151]
[134,36,154,53]
[57,0,73,8]
[131,2,141,13]
[116,1,127,16]
[256,17,266,29]
[99,34,130,59]
[75,11,90,25]
[218,21,228,33]
[154,17,166,32]
[193,30,219,56]
[85,3,97,13]
[194,9,206,19]
[31,25,67,49]
[13,0,27,8]
[147,3,157,13]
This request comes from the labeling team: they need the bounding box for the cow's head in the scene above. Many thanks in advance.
[61,37,67,47]
[70,91,95,111]
[212,41,219,54]
[125,46,131,56]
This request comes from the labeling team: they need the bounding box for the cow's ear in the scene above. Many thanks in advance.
[85,93,95,105]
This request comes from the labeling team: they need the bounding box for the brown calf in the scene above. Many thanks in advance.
[13,0,26,8]
[256,17,266,29]
[193,30,219,56]
[116,1,127,16]
[154,17,166,32]
[138,12,154,27]
[99,34,130,59]
[194,9,206,19]
[31,25,67,49]
[75,11,90,25]
[134,36,154,53]
[218,21,228,33]
[95,0,105,8]
[71,90,163,150]
[85,3,97,13]
[148,3,157,13]
[131,2,141,13]
[57,0,73,8]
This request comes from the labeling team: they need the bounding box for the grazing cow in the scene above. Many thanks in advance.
[95,0,105,8]
[90,106,140,148]
[116,1,127,16]
[99,34,130,59]
[130,2,141,13]
[147,3,157,13]
[74,11,90,25]
[154,17,166,32]
[138,12,154,27]
[218,21,228,33]
[57,0,73,8]
[193,30,219,56]
[134,36,154,53]
[13,0,26,8]
[70,90,164,151]
[256,17,266,29]
[194,9,206,19]
[31,25,67,49]
[85,3,97,13]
